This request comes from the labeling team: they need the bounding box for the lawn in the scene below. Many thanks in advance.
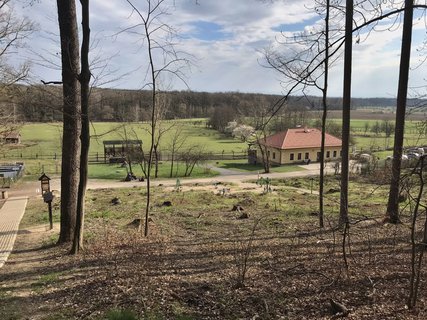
[212,159,305,173]
[10,119,426,160]
[7,120,248,158]
[3,118,426,180]
[87,162,219,180]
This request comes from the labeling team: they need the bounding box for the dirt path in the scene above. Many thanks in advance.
[7,163,329,199]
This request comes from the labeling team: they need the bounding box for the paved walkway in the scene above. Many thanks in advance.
[0,196,28,268]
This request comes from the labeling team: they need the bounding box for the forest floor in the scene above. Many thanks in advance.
[1,174,427,320]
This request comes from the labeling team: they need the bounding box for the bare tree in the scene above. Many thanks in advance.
[0,0,34,148]
[385,0,414,224]
[180,144,207,177]
[249,102,272,173]
[149,92,174,178]
[56,0,81,244]
[406,155,426,309]
[339,0,353,227]
[167,125,186,178]
[72,0,91,254]
[264,0,339,225]
[0,0,33,89]
[124,0,189,236]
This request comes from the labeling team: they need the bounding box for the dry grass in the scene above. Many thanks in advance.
[1,178,427,319]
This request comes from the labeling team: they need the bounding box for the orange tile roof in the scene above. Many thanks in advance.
[262,128,342,150]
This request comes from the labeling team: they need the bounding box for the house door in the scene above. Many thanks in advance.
[316,152,321,161]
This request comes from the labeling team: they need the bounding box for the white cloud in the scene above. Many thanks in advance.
[10,0,427,98]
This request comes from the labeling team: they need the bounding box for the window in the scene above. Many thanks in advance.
[326,151,330,158]
[290,153,294,161]
[305,152,309,160]
[272,152,276,160]
[298,153,302,160]
[268,150,270,157]
[333,150,337,158]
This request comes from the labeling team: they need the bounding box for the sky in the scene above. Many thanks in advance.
[11,0,427,98]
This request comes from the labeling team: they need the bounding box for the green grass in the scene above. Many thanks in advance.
[105,309,138,320]
[87,162,219,180]
[19,196,60,228]
[3,119,425,181]
[7,119,426,159]
[326,118,427,151]
[212,159,305,173]
[7,120,248,158]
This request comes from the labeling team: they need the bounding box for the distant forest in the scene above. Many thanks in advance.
[1,85,425,123]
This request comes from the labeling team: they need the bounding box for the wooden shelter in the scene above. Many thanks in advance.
[103,140,143,163]
[5,131,21,144]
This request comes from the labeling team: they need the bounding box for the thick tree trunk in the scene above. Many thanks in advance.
[385,0,414,224]
[339,0,353,226]
[72,0,90,254]
[57,0,81,244]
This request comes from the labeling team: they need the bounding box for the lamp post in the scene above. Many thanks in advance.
[38,173,53,230]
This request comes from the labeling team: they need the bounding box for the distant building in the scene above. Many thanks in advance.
[103,140,143,163]
[256,127,342,165]
[4,131,21,144]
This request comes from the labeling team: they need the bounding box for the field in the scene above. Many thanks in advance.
[2,111,426,179]
[8,120,248,157]
[1,174,427,319]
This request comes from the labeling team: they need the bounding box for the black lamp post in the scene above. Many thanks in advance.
[38,173,53,230]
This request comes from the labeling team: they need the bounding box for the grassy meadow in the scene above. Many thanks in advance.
[2,114,426,179]
[11,120,248,157]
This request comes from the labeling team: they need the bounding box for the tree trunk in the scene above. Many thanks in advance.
[339,0,353,226]
[154,144,159,178]
[57,0,81,244]
[169,149,175,178]
[72,0,90,254]
[319,0,330,229]
[385,0,414,224]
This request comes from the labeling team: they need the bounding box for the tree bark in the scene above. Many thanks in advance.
[72,0,90,254]
[57,0,81,243]
[385,0,414,224]
[339,0,353,226]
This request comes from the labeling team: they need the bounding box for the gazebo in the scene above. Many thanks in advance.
[103,140,142,163]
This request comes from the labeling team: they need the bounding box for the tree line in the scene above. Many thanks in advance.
[2,84,425,123]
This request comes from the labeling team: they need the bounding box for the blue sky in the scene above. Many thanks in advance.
[12,0,427,98]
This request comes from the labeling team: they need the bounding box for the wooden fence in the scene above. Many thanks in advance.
[2,150,248,164]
